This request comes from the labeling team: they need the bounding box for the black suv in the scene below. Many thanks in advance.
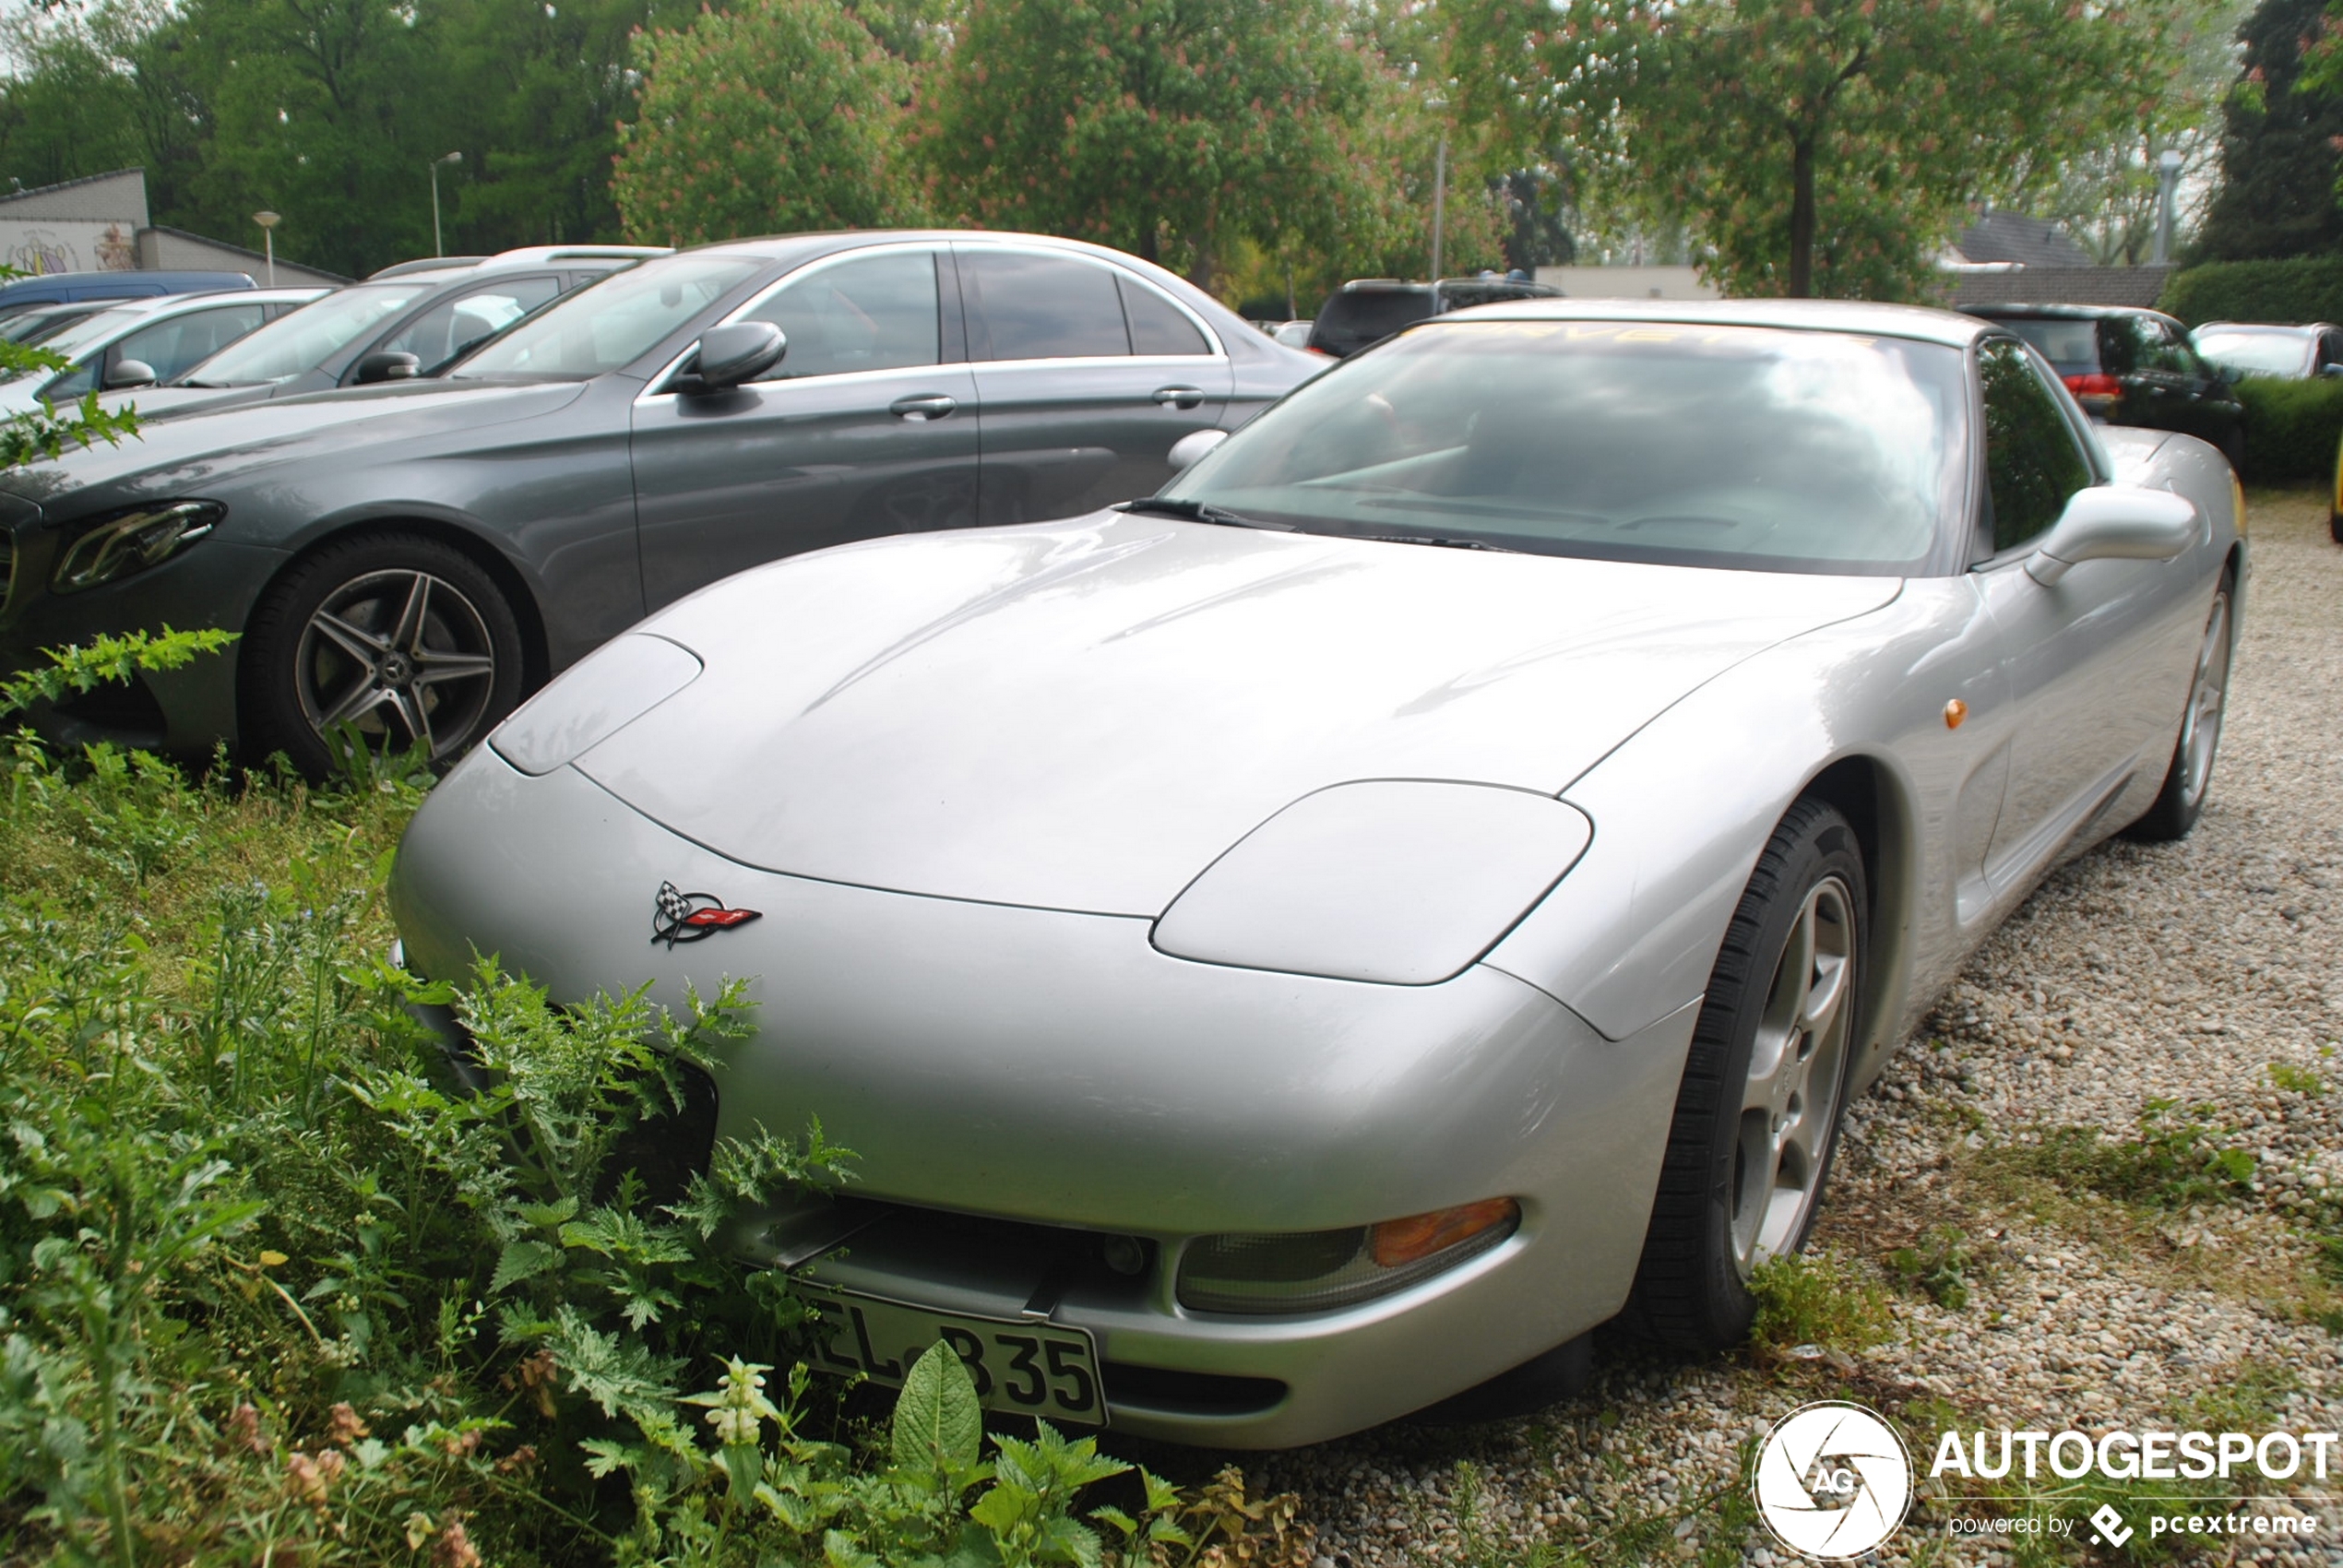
[1962,303,2245,467]
[1306,275,1562,358]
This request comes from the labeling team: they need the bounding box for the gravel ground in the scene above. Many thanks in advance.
[1237,489,2343,1566]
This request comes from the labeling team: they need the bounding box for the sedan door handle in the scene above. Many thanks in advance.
[890,394,958,421]
[1153,386,1207,409]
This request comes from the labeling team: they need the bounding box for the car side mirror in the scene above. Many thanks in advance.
[353,350,422,385]
[684,322,786,393]
[2025,485,2198,586]
[102,359,156,391]
[1167,428,1230,470]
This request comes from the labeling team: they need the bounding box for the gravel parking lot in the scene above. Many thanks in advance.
[1239,488,2343,1566]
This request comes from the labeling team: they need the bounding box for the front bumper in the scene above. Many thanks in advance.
[391,747,1699,1446]
[0,499,278,754]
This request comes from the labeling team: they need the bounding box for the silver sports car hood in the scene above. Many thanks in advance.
[572,514,1900,915]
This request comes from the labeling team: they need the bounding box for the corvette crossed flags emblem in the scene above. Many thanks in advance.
[651,880,763,947]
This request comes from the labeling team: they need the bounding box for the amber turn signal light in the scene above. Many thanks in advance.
[1370,1197,1521,1268]
[1944,698,1968,730]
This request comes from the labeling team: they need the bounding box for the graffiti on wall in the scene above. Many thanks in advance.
[1,221,137,275]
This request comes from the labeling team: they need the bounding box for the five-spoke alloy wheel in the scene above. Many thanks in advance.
[243,532,525,778]
[1628,797,1867,1350]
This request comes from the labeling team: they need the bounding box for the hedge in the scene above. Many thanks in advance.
[2158,256,2343,327]
[2232,374,2343,483]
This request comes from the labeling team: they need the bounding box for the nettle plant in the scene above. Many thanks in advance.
[0,634,1311,1566]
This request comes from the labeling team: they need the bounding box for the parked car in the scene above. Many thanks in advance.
[0,288,327,414]
[1962,303,2245,466]
[1306,275,1561,358]
[109,245,668,422]
[389,299,2239,1447]
[1268,318,1314,350]
[2190,320,2343,381]
[0,232,1318,775]
[2329,430,2343,543]
[0,269,256,325]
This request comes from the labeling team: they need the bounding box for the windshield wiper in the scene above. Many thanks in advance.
[1364,532,1524,553]
[1117,497,1293,531]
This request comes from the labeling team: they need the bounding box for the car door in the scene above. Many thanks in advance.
[1972,338,2207,882]
[2140,316,2234,448]
[955,244,1232,523]
[630,244,981,612]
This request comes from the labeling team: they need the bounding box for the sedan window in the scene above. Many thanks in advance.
[1119,276,1210,356]
[183,282,436,386]
[1158,319,1968,575]
[964,249,1130,360]
[1979,339,2091,553]
[455,254,764,381]
[743,251,939,379]
[109,303,269,386]
[1998,316,2099,374]
[2194,327,2313,378]
[378,277,562,374]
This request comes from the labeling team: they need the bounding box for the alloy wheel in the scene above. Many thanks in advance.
[1730,875,1857,1278]
[2177,590,2231,813]
[292,567,498,762]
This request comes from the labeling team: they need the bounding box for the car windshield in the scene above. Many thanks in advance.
[1991,316,2099,374]
[0,303,142,381]
[1314,290,1433,354]
[1160,319,1967,575]
[2193,327,2311,377]
[452,255,764,381]
[182,282,435,386]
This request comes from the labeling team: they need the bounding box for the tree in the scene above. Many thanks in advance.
[2206,0,2343,258]
[611,0,914,247]
[909,0,1392,291]
[1451,0,2190,299]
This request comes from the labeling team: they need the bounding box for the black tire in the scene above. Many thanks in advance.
[2329,509,2343,546]
[1624,798,1867,1352]
[2123,573,2234,844]
[241,530,525,778]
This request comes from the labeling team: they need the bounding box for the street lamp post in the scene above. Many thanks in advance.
[2153,148,2183,266]
[430,151,462,256]
[1431,134,1448,280]
[252,210,279,285]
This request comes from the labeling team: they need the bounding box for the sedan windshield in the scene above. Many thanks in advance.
[181,281,435,386]
[452,255,763,381]
[0,303,141,381]
[1160,319,1967,575]
[2193,327,2312,377]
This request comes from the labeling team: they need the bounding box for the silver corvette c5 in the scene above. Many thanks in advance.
[389,300,2242,1448]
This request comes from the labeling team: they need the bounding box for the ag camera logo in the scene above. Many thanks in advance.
[1754,1400,1914,1560]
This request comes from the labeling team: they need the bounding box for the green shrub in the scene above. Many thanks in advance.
[2159,255,2343,327]
[2231,374,2343,483]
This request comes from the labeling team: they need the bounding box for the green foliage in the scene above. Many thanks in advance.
[1885,1224,1976,1311]
[1746,1251,1894,1353]
[2159,255,2343,324]
[2202,0,2343,261]
[2230,374,2343,481]
[911,0,1408,291]
[1451,0,2194,299]
[1998,1100,2261,1210]
[0,626,237,724]
[611,0,918,248]
[2268,1060,2329,1095]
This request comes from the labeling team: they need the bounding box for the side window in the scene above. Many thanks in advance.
[742,250,939,380]
[40,359,94,402]
[2139,319,2192,375]
[964,250,1129,360]
[379,277,563,374]
[1980,339,2092,554]
[113,303,268,384]
[1118,275,1209,356]
[2095,317,2140,376]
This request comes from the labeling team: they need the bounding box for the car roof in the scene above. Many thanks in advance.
[2195,320,2331,334]
[1961,302,2179,326]
[1443,296,1997,349]
[75,287,329,324]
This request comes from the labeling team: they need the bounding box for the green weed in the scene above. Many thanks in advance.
[1748,1252,1894,1355]
[2266,1061,2328,1096]
[1885,1224,1976,1310]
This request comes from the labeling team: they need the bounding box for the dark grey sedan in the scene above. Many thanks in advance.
[0,232,1318,774]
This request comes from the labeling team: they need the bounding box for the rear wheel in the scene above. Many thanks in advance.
[242,531,524,778]
[2123,575,2233,843]
[1625,799,1866,1351]
[2329,509,2342,546]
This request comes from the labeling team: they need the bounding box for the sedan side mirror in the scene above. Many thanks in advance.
[102,359,156,391]
[1167,427,1230,470]
[353,350,422,385]
[684,322,786,393]
[2025,485,2198,586]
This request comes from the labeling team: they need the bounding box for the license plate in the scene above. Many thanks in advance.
[798,1285,1108,1426]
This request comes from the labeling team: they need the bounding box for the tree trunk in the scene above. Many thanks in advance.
[1789,132,1816,298]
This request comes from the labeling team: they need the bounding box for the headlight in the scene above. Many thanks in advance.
[1150,779,1592,984]
[489,633,703,775]
[51,501,223,594]
[1178,1198,1521,1314]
